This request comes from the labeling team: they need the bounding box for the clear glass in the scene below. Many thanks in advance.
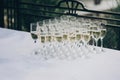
[30,16,107,60]
[100,22,107,52]
[30,23,38,35]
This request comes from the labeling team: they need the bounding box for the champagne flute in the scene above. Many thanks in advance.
[100,24,107,51]
[93,29,101,47]
[91,21,101,51]
[62,28,72,59]
[53,30,64,59]
[30,23,37,35]
[30,23,39,55]
[83,32,91,46]
[30,23,39,43]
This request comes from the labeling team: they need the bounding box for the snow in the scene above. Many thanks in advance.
[0,28,120,80]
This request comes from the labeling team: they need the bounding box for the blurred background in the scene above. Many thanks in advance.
[0,0,120,50]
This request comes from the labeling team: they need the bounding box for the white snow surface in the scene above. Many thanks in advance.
[0,28,120,80]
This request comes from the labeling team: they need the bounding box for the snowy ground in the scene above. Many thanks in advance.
[0,28,120,80]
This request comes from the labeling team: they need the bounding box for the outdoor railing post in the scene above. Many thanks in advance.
[118,29,120,50]
[0,0,4,28]
[16,0,21,30]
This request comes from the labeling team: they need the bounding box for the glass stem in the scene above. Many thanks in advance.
[96,40,98,47]
[92,38,94,46]
[92,38,95,51]
[101,38,103,51]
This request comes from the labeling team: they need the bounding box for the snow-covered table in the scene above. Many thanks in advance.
[0,28,120,80]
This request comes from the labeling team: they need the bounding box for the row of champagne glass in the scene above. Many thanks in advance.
[30,16,107,49]
[30,16,107,60]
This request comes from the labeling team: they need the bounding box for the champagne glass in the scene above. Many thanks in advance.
[69,28,76,43]
[30,23,38,35]
[53,30,63,59]
[100,23,107,51]
[30,23,39,43]
[92,28,101,47]
[69,28,78,58]
[62,29,68,42]
[91,21,101,49]
[30,23,39,55]
[83,31,91,53]
[62,28,72,59]
[74,28,84,58]
[88,23,97,52]
[37,21,50,60]
[83,32,91,46]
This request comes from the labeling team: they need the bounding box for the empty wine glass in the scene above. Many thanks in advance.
[92,28,101,53]
[30,23,39,55]
[100,22,107,51]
